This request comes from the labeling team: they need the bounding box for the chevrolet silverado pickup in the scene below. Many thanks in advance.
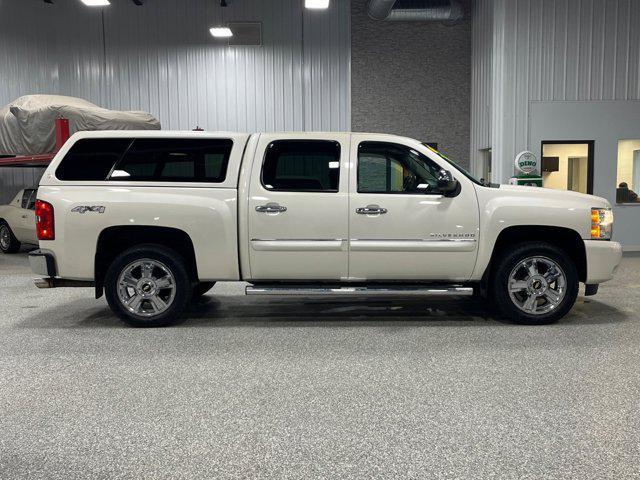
[29,131,622,327]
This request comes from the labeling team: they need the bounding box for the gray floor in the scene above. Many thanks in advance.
[1,251,639,479]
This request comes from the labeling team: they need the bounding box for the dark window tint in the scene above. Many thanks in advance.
[56,138,132,181]
[262,140,340,192]
[358,142,442,194]
[110,138,232,182]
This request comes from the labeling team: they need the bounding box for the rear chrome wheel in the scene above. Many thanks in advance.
[508,256,567,315]
[117,259,176,317]
[493,242,578,325]
[105,245,192,327]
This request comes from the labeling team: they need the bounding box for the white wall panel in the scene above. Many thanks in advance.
[0,0,350,203]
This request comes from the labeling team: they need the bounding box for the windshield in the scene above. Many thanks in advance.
[423,144,490,186]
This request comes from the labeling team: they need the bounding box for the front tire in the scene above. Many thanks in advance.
[0,222,21,254]
[104,245,192,327]
[492,242,579,325]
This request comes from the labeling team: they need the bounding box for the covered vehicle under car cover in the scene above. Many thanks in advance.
[0,94,161,155]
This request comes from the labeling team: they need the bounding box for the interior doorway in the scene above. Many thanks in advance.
[541,141,594,194]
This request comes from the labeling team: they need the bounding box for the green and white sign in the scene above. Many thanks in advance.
[514,151,539,175]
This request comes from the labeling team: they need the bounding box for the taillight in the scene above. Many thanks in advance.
[35,200,55,240]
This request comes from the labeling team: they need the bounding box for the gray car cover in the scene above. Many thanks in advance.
[0,95,161,155]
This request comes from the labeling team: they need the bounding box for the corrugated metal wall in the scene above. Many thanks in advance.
[472,0,640,181]
[470,0,492,170]
[0,0,350,203]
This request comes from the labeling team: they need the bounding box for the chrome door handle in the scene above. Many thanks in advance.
[256,203,287,214]
[356,205,387,215]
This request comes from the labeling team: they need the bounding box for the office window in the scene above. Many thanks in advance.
[617,140,640,204]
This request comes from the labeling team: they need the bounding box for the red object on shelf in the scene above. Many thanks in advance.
[0,117,70,167]
[55,118,70,151]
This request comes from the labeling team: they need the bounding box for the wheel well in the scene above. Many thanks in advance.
[94,226,198,299]
[482,226,587,288]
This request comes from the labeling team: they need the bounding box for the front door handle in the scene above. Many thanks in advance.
[356,205,388,215]
[256,203,287,214]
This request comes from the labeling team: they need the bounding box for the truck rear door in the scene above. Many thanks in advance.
[246,133,350,280]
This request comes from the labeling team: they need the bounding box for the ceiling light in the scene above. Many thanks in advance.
[305,0,330,9]
[210,27,233,38]
[81,0,110,6]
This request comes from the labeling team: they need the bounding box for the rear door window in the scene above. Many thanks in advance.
[261,140,341,192]
[110,138,233,182]
[56,138,132,181]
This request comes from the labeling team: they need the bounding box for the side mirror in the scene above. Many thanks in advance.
[437,169,459,195]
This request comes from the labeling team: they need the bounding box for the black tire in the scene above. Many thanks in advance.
[104,244,192,327]
[0,222,21,254]
[192,281,216,300]
[492,241,579,325]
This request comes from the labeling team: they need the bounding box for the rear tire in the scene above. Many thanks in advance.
[0,222,21,254]
[104,244,192,327]
[192,281,216,300]
[492,242,579,325]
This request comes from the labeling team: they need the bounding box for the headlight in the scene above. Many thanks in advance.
[591,208,613,240]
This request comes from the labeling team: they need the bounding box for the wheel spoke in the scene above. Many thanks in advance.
[527,260,538,277]
[544,289,561,305]
[148,295,167,313]
[120,273,138,288]
[523,293,538,312]
[127,294,143,313]
[141,262,153,278]
[155,275,173,289]
[509,280,528,293]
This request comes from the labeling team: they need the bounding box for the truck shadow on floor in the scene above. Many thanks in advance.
[16,292,631,329]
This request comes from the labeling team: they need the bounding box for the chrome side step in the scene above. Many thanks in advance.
[245,285,474,296]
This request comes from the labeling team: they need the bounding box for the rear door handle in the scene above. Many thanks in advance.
[356,205,387,215]
[256,203,287,214]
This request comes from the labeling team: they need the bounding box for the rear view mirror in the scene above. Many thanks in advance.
[437,170,459,196]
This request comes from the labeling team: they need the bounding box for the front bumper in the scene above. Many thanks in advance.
[584,240,622,284]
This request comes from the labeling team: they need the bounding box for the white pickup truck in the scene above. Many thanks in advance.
[29,131,622,327]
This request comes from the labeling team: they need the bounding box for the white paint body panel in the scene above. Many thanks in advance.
[37,131,622,288]
[0,190,37,245]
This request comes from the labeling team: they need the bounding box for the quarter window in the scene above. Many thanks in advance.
[56,138,132,181]
[21,189,36,210]
[111,138,232,182]
[262,140,341,192]
[358,142,443,194]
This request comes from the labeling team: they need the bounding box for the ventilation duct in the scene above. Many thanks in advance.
[367,0,464,24]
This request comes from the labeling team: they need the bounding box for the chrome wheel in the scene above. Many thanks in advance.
[0,225,10,250]
[117,259,176,317]
[508,256,567,315]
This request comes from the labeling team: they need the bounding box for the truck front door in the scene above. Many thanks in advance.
[247,134,350,280]
[348,135,480,281]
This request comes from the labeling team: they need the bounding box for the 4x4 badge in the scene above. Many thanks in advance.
[71,206,106,214]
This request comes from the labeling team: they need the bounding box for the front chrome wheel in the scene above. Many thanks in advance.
[508,256,567,315]
[117,259,176,317]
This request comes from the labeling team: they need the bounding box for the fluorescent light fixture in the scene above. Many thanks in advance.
[210,27,233,38]
[80,0,111,6]
[305,0,330,9]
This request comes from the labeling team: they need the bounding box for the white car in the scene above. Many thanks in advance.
[0,188,37,253]
[29,131,622,327]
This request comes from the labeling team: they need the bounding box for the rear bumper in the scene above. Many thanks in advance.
[29,249,57,277]
[584,240,622,284]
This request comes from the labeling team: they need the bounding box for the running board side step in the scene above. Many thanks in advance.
[245,285,474,296]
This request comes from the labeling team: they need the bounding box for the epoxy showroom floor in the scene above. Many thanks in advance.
[1,251,639,479]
